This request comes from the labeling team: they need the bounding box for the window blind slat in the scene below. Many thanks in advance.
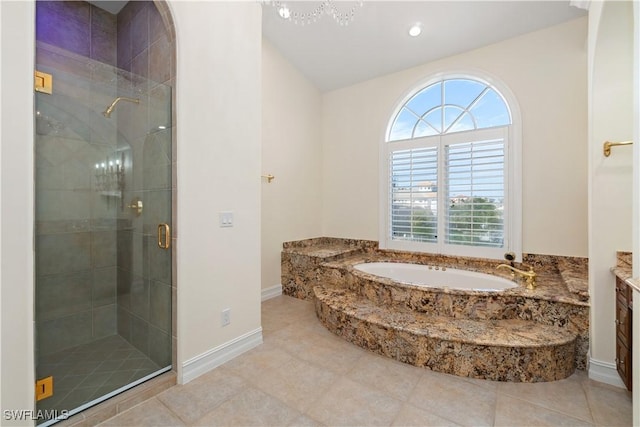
[390,147,438,243]
[445,139,505,248]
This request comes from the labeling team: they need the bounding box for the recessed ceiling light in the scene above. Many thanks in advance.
[409,23,422,37]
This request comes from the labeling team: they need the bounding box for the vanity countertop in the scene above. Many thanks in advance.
[611,251,640,293]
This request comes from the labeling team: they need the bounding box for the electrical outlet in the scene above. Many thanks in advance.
[221,308,231,326]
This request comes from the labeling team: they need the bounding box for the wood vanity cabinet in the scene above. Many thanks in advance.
[615,277,632,390]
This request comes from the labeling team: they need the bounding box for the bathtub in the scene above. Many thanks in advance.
[353,262,517,291]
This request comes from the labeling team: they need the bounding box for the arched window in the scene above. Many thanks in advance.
[382,76,521,260]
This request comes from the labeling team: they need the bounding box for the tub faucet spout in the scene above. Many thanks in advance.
[497,264,537,290]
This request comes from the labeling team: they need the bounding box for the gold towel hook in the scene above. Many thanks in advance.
[603,140,633,157]
[261,174,275,183]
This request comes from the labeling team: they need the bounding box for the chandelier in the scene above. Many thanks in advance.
[270,1,363,26]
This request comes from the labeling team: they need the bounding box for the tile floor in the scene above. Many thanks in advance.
[98,295,632,426]
[38,335,161,422]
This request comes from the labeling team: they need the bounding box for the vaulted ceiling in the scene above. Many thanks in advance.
[86,1,587,92]
[262,1,586,91]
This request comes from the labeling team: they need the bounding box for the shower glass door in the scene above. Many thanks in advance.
[34,42,172,425]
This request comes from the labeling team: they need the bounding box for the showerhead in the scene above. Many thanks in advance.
[102,97,140,118]
[102,106,114,118]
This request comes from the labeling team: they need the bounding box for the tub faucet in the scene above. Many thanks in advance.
[497,264,537,290]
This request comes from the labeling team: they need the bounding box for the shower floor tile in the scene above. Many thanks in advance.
[36,335,161,422]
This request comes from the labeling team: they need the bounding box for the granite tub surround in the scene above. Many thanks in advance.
[314,286,577,382]
[557,256,589,302]
[318,256,589,372]
[282,238,590,380]
[282,238,589,302]
[281,238,377,299]
[282,237,378,253]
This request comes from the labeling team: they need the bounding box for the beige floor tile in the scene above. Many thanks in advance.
[156,367,247,424]
[262,295,315,320]
[268,317,329,339]
[249,354,338,412]
[288,414,325,426]
[459,374,500,392]
[495,393,594,427]
[193,386,301,427]
[261,297,316,334]
[270,324,366,375]
[306,377,403,426]
[222,340,295,380]
[409,370,497,426]
[262,294,312,311]
[94,295,633,427]
[583,380,632,427]
[98,398,185,426]
[497,371,593,423]
[348,352,424,401]
[391,403,462,426]
[261,312,293,334]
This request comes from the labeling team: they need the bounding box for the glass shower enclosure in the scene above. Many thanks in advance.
[34,42,172,424]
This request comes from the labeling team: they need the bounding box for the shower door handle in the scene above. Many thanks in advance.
[158,223,171,249]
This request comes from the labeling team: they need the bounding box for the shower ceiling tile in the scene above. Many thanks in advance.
[91,26,117,65]
[131,5,149,58]
[37,1,91,58]
[87,1,128,15]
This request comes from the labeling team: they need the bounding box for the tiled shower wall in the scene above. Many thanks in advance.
[35,1,119,356]
[114,1,173,368]
[116,1,172,84]
[35,1,174,367]
[36,1,117,66]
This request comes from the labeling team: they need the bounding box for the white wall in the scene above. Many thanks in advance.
[172,2,263,380]
[322,18,588,258]
[261,39,322,290]
[587,0,634,385]
[0,1,36,423]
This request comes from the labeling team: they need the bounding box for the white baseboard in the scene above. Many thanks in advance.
[588,358,626,388]
[261,284,282,301]
[181,328,263,384]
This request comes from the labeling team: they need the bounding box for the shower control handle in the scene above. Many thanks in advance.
[158,223,171,249]
[128,198,143,217]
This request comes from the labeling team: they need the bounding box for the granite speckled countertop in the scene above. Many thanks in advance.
[611,251,639,292]
[282,245,357,258]
[323,253,589,307]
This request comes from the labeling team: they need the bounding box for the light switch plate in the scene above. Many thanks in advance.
[219,211,233,227]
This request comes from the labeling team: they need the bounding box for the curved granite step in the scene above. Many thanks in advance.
[313,285,577,382]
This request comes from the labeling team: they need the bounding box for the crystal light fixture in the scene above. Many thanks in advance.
[271,1,363,26]
[94,152,125,194]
